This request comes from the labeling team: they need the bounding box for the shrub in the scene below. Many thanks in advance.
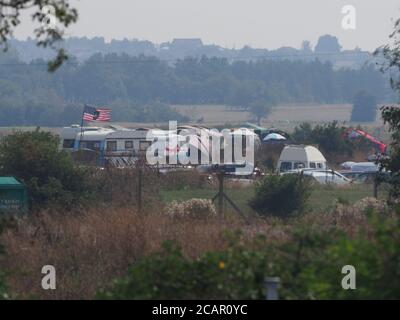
[0,220,9,300]
[296,212,400,299]
[353,197,388,213]
[97,241,267,300]
[0,129,92,210]
[165,198,216,219]
[249,174,311,217]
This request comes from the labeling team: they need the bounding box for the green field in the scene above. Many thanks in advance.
[161,183,387,215]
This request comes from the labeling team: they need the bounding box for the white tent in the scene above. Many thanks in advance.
[263,133,286,141]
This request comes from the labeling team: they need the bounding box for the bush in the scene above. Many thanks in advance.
[97,240,267,299]
[285,211,400,299]
[249,174,311,217]
[165,198,216,219]
[0,129,92,210]
[0,221,9,300]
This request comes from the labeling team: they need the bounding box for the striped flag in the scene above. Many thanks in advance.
[82,105,111,122]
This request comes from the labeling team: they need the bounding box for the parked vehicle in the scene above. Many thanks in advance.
[341,170,390,184]
[348,162,379,172]
[277,145,327,172]
[282,169,351,185]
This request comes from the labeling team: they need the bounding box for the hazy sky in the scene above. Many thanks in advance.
[14,0,400,51]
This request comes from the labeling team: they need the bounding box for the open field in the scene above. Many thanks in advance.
[171,104,388,136]
[172,104,357,125]
[0,103,389,139]
[172,103,385,123]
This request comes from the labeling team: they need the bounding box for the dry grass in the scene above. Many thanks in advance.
[0,197,393,300]
[0,208,278,299]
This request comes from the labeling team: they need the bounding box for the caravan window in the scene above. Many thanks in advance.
[81,141,101,151]
[317,163,324,169]
[106,141,117,151]
[125,141,133,149]
[140,141,151,152]
[93,142,101,150]
[309,162,316,169]
[294,162,306,169]
[63,139,75,149]
[280,162,292,171]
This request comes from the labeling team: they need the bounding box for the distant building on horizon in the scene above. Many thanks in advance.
[170,38,204,50]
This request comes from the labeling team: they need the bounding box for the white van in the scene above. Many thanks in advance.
[277,145,327,172]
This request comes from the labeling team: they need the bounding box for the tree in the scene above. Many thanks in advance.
[315,35,342,54]
[249,174,311,217]
[249,100,272,125]
[0,0,78,71]
[0,129,90,209]
[376,18,400,198]
[351,91,377,122]
[0,53,388,126]
[377,18,400,92]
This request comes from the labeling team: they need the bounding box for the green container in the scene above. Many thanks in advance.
[0,177,28,213]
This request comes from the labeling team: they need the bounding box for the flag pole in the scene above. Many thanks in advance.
[80,105,86,149]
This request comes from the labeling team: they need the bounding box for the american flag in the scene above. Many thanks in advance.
[82,105,111,122]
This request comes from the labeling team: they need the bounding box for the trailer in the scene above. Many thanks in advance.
[277,145,327,172]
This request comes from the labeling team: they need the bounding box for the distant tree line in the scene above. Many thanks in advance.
[9,34,372,69]
[0,50,390,126]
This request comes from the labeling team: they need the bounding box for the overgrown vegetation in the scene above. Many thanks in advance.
[249,174,311,217]
[0,129,91,210]
[0,129,162,211]
[0,199,398,300]
[96,203,399,300]
[377,17,400,199]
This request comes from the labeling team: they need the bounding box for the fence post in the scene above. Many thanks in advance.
[265,277,280,300]
[138,167,143,214]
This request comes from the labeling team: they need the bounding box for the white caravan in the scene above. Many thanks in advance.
[277,145,327,172]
